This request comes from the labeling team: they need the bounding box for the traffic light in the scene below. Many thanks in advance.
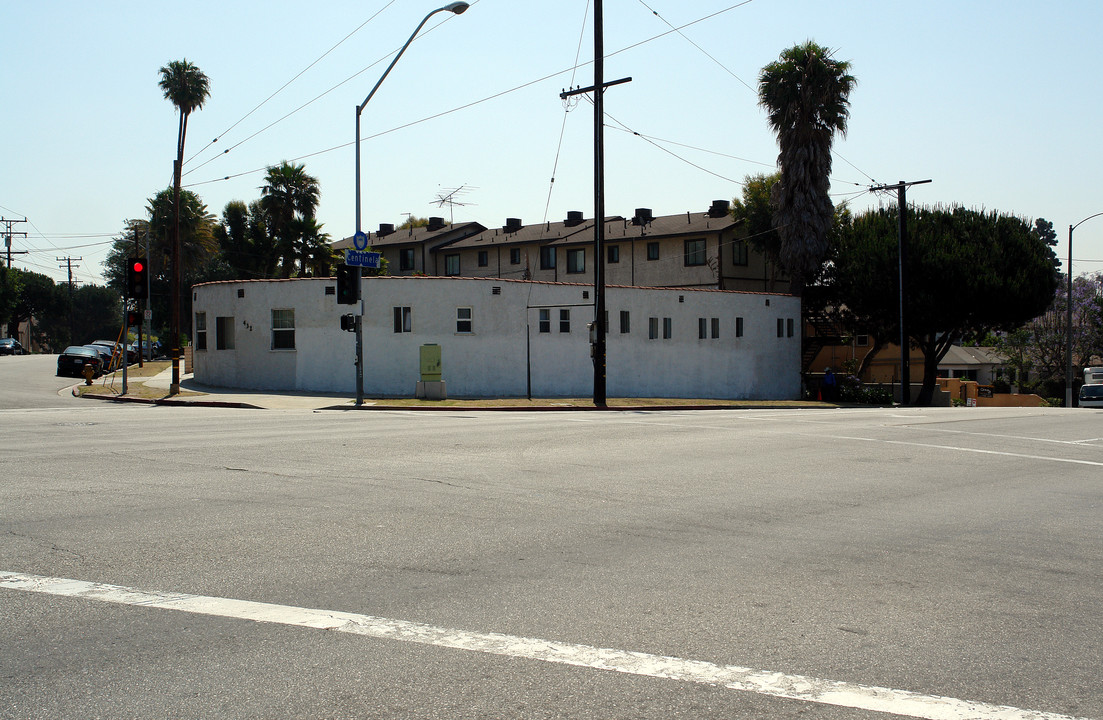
[336,263,358,305]
[126,310,140,327]
[126,257,148,299]
[340,314,356,332]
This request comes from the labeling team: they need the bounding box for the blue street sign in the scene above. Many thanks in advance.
[345,249,381,269]
[352,231,369,251]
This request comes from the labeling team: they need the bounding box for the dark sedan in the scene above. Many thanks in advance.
[0,338,25,355]
[56,346,103,378]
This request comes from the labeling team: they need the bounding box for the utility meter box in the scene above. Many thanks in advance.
[420,344,442,382]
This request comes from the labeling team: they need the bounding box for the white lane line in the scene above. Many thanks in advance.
[821,434,1103,467]
[1,571,1087,720]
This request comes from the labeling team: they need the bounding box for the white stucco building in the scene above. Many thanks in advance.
[191,276,801,399]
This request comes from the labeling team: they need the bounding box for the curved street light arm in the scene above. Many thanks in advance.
[1065,210,1103,407]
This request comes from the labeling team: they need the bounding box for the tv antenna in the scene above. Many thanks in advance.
[433,184,477,224]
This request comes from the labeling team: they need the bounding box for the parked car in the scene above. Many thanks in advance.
[0,338,25,355]
[85,344,116,372]
[90,340,132,368]
[57,345,102,378]
[1079,384,1103,408]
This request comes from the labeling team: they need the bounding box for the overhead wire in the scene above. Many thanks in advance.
[542,0,591,224]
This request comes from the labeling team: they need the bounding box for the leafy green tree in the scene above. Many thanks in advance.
[730,173,783,289]
[71,284,124,346]
[825,206,1059,405]
[398,216,430,230]
[758,41,856,295]
[260,161,321,277]
[0,266,22,333]
[7,269,67,350]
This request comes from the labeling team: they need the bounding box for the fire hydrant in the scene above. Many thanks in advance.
[82,364,95,386]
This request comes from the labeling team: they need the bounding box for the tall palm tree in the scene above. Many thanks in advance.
[758,41,855,295]
[159,58,210,393]
[259,161,320,277]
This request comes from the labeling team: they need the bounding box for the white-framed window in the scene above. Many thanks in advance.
[456,307,473,333]
[538,309,550,333]
[393,306,412,333]
[271,308,295,350]
[216,316,235,350]
[195,312,207,351]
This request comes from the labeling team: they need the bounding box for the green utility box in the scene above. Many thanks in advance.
[420,344,442,382]
[416,344,446,400]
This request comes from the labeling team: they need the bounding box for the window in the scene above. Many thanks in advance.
[732,240,748,267]
[271,309,295,350]
[456,307,473,333]
[566,248,585,274]
[619,310,630,334]
[777,318,785,338]
[856,334,869,347]
[607,245,620,264]
[559,309,570,333]
[510,248,521,265]
[684,238,706,266]
[195,312,207,351]
[216,316,235,350]
[477,250,489,267]
[663,317,672,339]
[646,242,659,261]
[538,309,550,333]
[711,317,720,339]
[736,317,744,338]
[393,306,411,333]
[648,317,659,340]
[787,318,795,338]
[399,248,415,271]
[445,254,460,276]
[699,318,708,339]
[540,246,556,270]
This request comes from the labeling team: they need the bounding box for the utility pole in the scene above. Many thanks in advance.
[57,256,82,345]
[870,179,931,405]
[560,0,631,407]
[2,217,29,268]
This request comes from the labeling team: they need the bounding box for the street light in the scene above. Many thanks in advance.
[351,1,469,406]
[1066,211,1103,407]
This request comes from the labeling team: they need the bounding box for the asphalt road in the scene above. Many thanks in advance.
[2,355,1101,719]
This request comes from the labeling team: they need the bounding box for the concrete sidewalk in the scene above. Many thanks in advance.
[80,366,822,412]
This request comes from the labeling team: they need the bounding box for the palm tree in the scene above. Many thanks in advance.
[159,58,210,393]
[758,41,855,295]
[259,161,320,277]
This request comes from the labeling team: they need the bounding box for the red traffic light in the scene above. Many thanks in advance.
[132,260,144,273]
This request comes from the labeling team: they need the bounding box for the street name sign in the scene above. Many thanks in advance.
[345,249,381,269]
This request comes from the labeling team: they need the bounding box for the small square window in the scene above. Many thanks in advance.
[456,307,473,333]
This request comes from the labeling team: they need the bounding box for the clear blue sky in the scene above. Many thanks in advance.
[4,0,1102,287]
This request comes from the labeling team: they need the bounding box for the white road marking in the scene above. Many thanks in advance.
[821,434,1103,467]
[1,571,1088,720]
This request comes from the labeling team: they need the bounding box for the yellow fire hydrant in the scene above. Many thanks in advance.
[82,364,95,386]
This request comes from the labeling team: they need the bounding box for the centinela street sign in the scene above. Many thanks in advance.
[345,249,381,269]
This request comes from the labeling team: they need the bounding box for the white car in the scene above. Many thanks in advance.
[1079,384,1103,408]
